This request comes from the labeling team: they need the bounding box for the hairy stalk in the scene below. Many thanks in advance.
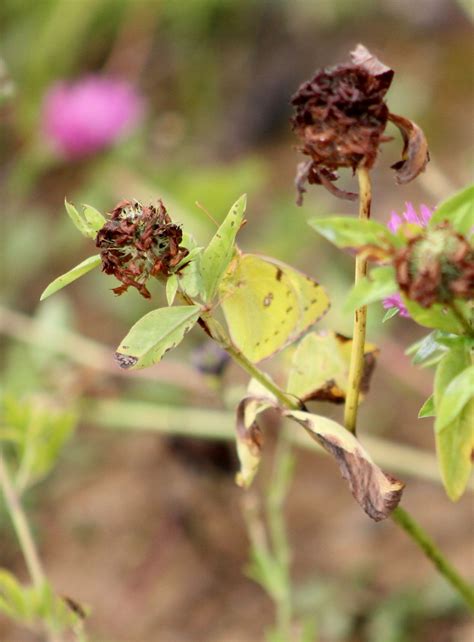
[340,168,474,610]
[392,506,474,609]
[343,167,371,434]
[0,451,45,588]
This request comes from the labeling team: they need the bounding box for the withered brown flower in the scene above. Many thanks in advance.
[96,199,189,298]
[394,223,474,308]
[291,44,429,204]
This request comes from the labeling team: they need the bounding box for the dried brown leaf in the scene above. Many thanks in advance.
[388,112,430,184]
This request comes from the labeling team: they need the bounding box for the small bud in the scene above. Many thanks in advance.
[96,200,189,298]
[394,223,474,307]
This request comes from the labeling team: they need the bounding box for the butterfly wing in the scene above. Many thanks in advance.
[219,254,300,362]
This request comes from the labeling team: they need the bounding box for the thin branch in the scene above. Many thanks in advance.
[0,451,45,588]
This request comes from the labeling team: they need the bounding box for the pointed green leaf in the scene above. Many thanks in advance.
[382,306,399,322]
[429,184,474,235]
[418,394,435,418]
[433,345,473,500]
[435,399,473,501]
[200,194,247,302]
[344,266,397,311]
[82,204,106,233]
[64,199,90,237]
[40,255,101,300]
[308,216,396,250]
[165,274,179,306]
[436,365,474,432]
[115,305,201,370]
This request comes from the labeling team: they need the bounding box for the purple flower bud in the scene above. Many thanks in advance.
[383,203,434,318]
[387,202,434,233]
[42,76,143,159]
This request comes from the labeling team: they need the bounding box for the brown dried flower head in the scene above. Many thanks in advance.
[96,199,189,298]
[291,44,429,204]
[394,223,474,308]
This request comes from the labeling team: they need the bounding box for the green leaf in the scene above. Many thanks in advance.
[308,216,396,250]
[165,274,179,306]
[40,255,101,301]
[115,305,201,370]
[287,331,377,403]
[406,331,444,366]
[344,266,397,311]
[433,346,472,500]
[200,194,247,302]
[436,365,474,432]
[429,184,474,235]
[434,346,470,411]
[64,199,90,237]
[382,307,399,322]
[82,204,106,233]
[435,399,473,501]
[403,298,466,334]
[418,394,435,418]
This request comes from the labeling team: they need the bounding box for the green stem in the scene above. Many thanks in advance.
[340,168,474,610]
[266,431,294,637]
[392,506,474,609]
[0,451,45,588]
[201,313,301,410]
[343,167,371,434]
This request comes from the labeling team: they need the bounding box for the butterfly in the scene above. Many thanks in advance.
[218,253,330,363]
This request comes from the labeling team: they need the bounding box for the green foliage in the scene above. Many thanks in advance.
[0,570,86,640]
[418,394,435,418]
[344,266,398,311]
[0,396,76,491]
[40,255,101,301]
[308,216,396,250]
[429,184,474,235]
[199,194,246,302]
[287,331,377,403]
[403,298,467,334]
[64,199,105,239]
[115,305,201,370]
[433,345,473,500]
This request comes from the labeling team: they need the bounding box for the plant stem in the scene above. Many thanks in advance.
[339,168,474,610]
[0,451,45,588]
[392,506,474,609]
[201,313,301,410]
[266,431,294,637]
[343,167,371,434]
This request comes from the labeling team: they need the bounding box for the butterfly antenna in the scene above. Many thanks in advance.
[195,201,219,228]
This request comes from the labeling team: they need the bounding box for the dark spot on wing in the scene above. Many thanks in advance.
[263,292,274,307]
[114,353,138,369]
[276,267,283,281]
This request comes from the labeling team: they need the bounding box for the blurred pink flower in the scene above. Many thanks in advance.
[42,76,143,159]
[384,203,434,318]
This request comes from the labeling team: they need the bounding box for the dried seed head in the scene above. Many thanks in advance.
[291,44,429,204]
[96,199,189,298]
[394,223,474,307]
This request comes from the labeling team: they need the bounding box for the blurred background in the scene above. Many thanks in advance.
[1,1,473,641]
